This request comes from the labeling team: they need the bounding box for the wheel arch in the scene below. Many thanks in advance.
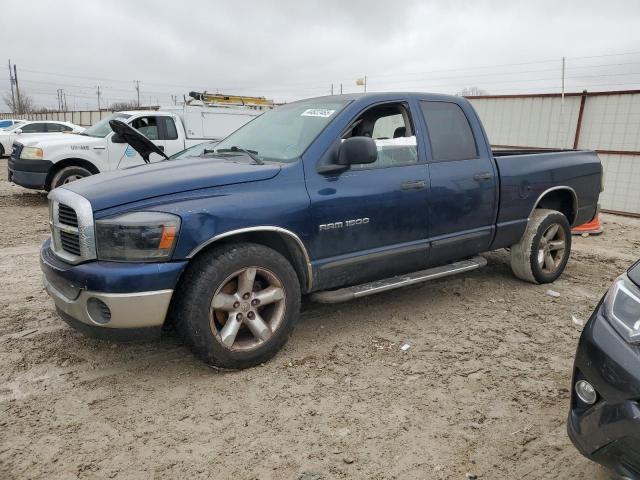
[45,158,100,190]
[187,227,313,293]
[530,186,578,226]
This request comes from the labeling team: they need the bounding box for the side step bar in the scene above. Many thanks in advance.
[310,256,487,304]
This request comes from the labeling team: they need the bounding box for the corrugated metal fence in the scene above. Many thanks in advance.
[468,90,640,216]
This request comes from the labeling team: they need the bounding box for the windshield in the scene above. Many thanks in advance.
[213,100,349,162]
[169,141,219,160]
[82,113,132,138]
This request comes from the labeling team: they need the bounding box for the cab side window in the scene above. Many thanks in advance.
[131,116,160,140]
[343,103,418,169]
[420,101,478,162]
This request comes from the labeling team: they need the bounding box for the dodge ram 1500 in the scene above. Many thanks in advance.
[40,92,602,369]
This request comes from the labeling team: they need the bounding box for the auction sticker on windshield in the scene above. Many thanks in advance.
[301,109,336,117]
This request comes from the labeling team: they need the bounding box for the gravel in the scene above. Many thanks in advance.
[2,158,637,479]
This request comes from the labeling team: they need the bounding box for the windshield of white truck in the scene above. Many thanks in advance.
[213,100,349,163]
[81,113,132,138]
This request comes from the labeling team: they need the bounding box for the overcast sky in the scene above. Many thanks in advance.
[3,0,640,110]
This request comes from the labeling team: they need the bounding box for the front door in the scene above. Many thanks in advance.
[418,100,498,264]
[306,101,430,290]
[110,115,167,169]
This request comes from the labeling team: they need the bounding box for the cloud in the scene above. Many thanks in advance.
[2,0,640,109]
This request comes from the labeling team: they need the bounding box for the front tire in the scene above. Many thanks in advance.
[50,165,92,190]
[174,243,301,369]
[510,208,572,284]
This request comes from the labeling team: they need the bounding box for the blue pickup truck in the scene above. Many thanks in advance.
[40,92,602,369]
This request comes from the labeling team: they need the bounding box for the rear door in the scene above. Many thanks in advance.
[418,100,498,264]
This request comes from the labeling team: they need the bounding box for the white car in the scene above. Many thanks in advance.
[9,105,262,190]
[0,120,83,157]
[0,119,26,130]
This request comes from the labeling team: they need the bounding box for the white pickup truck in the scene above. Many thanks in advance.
[8,104,263,190]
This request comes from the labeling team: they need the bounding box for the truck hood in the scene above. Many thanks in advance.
[62,156,282,211]
[17,133,103,149]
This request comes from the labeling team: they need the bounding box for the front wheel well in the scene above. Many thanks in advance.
[534,189,577,226]
[187,231,311,293]
[45,158,100,190]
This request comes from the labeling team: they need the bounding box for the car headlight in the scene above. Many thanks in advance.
[96,212,181,262]
[603,274,640,344]
[20,147,44,160]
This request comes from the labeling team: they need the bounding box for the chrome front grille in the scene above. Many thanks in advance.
[58,203,78,228]
[48,189,96,264]
[59,230,81,256]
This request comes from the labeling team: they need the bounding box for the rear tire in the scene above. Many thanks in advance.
[510,209,571,284]
[174,243,301,369]
[50,166,92,190]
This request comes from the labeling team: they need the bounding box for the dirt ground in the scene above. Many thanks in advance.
[1,157,638,480]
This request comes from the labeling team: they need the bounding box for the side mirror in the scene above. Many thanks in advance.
[112,133,126,143]
[14,129,22,135]
[337,136,377,166]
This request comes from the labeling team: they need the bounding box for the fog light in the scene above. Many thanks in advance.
[87,297,112,325]
[575,380,597,405]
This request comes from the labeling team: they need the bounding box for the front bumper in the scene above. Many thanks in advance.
[567,303,640,478]
[43,275,173,330]
[40,240,188,340]
[8,156,53,190]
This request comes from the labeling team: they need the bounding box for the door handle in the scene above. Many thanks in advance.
[473,172,492,181]
[400,180,426,190]
[157,145,165,152]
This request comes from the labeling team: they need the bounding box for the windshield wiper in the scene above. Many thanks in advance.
[216,146,264,165]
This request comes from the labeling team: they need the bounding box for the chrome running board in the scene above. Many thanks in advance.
[310,256,487,304]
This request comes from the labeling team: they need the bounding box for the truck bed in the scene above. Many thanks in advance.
[489,148,602,249]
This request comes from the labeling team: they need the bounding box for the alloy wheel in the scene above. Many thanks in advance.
[209,267,286,352]
[537,223,567,274]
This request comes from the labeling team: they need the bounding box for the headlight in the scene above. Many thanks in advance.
[96,212,181,262]
[603,274,640,344]
[20,147,44,160]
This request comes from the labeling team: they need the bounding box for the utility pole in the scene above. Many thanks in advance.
[331,84,334,95]
[13,64,21,114]
[340,83,343,94]
[96,85,101,110]
[560,56,566,147]
[134,80,140,107]
[561,56,565,105]
[8,60,16,114]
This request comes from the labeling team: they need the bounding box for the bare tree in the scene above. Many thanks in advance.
[109,100,139,111]
[3,90,35,114]
[457,86,489,97]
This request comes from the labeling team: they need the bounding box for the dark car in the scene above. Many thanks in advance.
[568,260,640,479]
